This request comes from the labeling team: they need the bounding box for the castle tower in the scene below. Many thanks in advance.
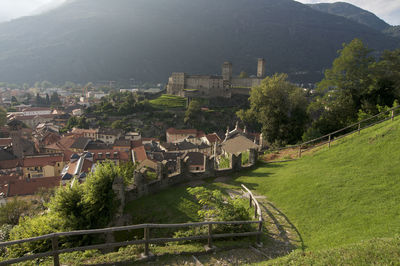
[257,58,266,78]
[222,62,232,81]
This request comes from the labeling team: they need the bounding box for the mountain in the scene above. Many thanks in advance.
[308,2,390,32]
[0,0,398,85]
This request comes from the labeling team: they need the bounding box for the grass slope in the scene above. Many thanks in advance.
[265,236,400,265]
[149,94,186,109]
[231,118,400,250]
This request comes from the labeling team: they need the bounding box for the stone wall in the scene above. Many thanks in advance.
[124,149,258,202]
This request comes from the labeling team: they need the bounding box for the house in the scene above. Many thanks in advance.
[22,154,65,179]
[22,107,52,116]
[0,176,60,200]
[132,145,147,163]
[202,133,221,146]
[44,135,76,158]
[61,152,95,184]
[14,115,55,129]
[166,128,205,143]
[71,128,123,145]
[125,132,141,141]
[182,152,205,172]
[97,128,123,144]
[220,124,259,156]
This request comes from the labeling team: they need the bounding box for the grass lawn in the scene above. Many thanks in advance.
[149,94,186,109]
[224,118,400,250]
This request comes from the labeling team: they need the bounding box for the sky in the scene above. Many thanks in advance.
[0,0,66,22]
[296,0,400,25]
[0,0,399,25]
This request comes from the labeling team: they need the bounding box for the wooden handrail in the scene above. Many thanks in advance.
[0,185,264,265]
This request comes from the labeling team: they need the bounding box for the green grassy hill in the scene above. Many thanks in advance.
[229,118,400,250]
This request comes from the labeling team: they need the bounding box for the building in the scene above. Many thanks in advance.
[167,59,266,98]
[166,128,205,143]
[21,107,52,116]
[22,154,65,179]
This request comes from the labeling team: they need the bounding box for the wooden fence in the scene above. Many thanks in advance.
[267,105,400,159]
[0,185,263,265]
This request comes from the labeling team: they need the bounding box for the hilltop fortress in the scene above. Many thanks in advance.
[167,59,266,98]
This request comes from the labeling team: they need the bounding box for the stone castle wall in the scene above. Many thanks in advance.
[123,149,259,202]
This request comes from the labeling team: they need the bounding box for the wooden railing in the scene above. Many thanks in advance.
[267,105,400,159]
[0,185,263,265]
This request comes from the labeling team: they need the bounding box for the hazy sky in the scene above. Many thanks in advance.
[0,0,66,22]
[0,0,399,25]
[296,0,400,25]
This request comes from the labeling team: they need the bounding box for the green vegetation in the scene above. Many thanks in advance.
[265,236,400,265]
[227,118,400,250]
[238,73,308,146]
[4,162,119,258]
[218,155,231,169]
[149,94,186,109]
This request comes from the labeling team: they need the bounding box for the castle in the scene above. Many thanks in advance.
[166,59,266,98]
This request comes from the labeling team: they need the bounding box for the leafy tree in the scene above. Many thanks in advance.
[187,187,251,233]
[11,96,18,105]
[238,73,308,146]
[184,100,202,125]
[41,80,53,89]
[0,107,7,127]
[0,198,31,226]
[309,40,400,134]
[50,92,62,106]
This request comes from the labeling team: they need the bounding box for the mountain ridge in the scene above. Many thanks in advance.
[0,0,397,84]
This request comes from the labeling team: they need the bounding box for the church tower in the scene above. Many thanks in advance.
[257,58,266,78]
[222,61,232,81]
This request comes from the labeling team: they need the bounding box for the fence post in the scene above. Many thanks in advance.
[328,134,331,149]
[254,204,258,219]
[358,123,361,135]
[249,197,252,208]
[392,110,395,121]
[52,234,60,266]
[298,146,302,158]
[207,223,213,249]
[256,221,263,247]
[144,227,150,257]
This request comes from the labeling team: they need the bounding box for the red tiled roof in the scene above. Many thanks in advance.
[166,128,198,135]
[45,136,76,151]
[0,175,21,184]
[0,138,12,146]
[205,133,221,143]
[131,140,143,148]
[0,159,21,170]
[23,155,64,167]
[5,176,60,197]
[133,146,147,162]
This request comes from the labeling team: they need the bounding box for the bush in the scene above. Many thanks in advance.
[187,187,252,234]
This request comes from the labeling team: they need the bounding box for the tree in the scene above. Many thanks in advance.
[0,198,30,226]
[313,39,374,130]
[11,96,18,106]
[0,107,7,127]
[41,80,53,89]
[50,92,62,106]
[310,39,400,134]
[238,73,308,146]
[184,100,202,125]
